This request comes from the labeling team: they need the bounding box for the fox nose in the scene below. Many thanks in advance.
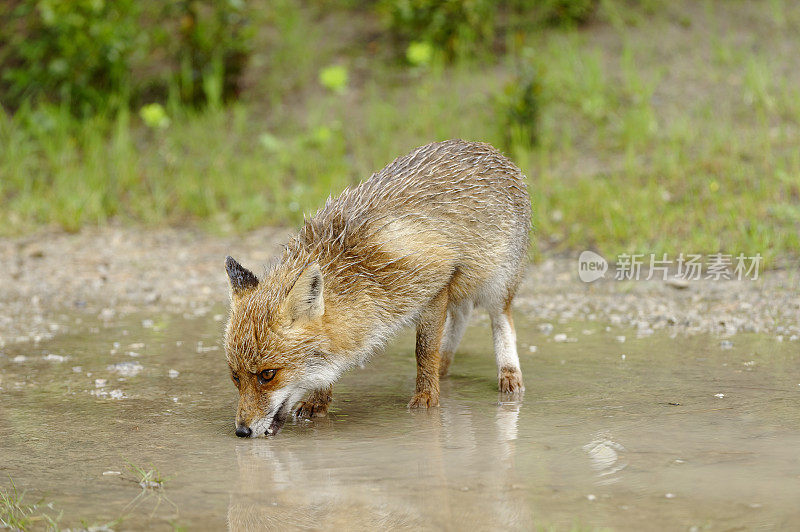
[235,425,252,438]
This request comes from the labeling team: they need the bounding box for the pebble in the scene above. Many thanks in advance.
[539,323,554,335]
[12,355,27,363]
[168,369,180,378]
[616,335,626,343]
[720,340,733,350]
[553,333,568,342]
[109,389,125,400]
[528,345,537,353]
[43,354,68,362]
[108,361,143,377]
[91,388,126,400]
[196,342,219,353]
[714,393,725,398]
[665,277,689,289]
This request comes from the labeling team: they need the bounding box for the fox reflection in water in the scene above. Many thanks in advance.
[226,399,529,531]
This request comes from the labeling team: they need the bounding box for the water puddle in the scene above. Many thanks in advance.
[1,308,798,530]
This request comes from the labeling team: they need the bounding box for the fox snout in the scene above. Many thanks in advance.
[235,394,294,438]
[234,387,277,438]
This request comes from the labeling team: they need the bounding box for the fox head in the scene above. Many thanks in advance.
[223,256,339,437]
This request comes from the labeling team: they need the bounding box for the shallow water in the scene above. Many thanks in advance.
[1,308,798,530]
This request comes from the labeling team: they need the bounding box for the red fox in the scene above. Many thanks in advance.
[224,140,531,437]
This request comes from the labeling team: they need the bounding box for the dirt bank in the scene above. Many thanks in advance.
[1,227,798,348]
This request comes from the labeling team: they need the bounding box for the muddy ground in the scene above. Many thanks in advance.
[1,227,798,348]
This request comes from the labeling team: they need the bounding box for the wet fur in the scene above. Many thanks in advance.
[225,139,531,436]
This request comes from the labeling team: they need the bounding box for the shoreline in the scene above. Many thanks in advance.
[1,227,798,348]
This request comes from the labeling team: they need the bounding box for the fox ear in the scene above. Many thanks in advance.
[285,263,324,322]
[226,256,258,299]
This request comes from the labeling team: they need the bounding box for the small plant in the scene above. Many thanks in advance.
[126,462,166,490]
[139,103,171,130]
[122,462,178,520]
[496,59,542,150]
[319,65,349,93]
[406,41,434,67]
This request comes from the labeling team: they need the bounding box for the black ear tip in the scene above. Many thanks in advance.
[226,256,259,292]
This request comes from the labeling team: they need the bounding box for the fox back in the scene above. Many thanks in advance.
[225,139,531,437]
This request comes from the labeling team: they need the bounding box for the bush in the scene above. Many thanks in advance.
[378,0,495,60]
[0,0,142,115]
[540,0,598,26]
[0,0,254,114]
[156,0,254,107]
[508,0,599,27]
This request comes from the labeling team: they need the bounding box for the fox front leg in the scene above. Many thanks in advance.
[295,386,333,419]
[408,288,449,408]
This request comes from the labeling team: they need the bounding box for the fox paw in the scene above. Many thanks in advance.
[499,367,524,394]
[295,400,329,419]
[407,390,439,409]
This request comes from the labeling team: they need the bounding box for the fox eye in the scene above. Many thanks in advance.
[257,369,277,385]
[231,373,240,385]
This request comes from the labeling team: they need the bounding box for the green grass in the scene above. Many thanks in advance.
[0,479,61,531]
[1,0,798,264]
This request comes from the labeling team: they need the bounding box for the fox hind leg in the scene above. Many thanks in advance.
[438,300,473,377]
[295,385,333,419]
[408,288,449,408]
[490,302,524,394]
